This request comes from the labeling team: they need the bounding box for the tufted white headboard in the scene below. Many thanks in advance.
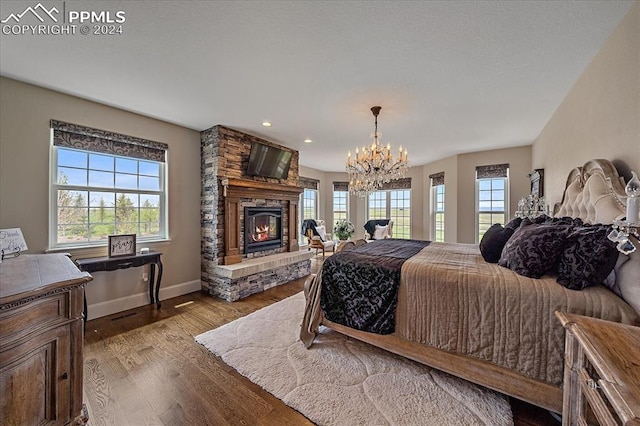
[553,159,627,225]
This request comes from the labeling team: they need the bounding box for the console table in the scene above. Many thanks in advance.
[76,251,163,320]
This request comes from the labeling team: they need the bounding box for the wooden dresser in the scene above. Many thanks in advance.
[0,254,92,426]
[556,312,640,426]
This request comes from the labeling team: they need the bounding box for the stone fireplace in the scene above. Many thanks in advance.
[200,126,312,301]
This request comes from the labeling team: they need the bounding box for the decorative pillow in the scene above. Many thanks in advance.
[498,222,573,278]
[602,253,629,297]
[505,217,523,230]
[556,225,618,290]
[315,225,326,241]
[373,224,390,240]
[615,241,640,315]
[480,224,516,263]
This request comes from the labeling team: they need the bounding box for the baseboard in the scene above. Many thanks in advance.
[86,279,201,320]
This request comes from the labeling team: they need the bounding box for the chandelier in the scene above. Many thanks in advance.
[346,106,409,197]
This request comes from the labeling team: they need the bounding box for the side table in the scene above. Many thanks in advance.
[556,312,640,425]
[76,251,163,321]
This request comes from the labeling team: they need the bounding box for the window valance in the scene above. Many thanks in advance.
[378,177,412,191]
[429,172,445,186]
[333,181,349,192]
[298,176,319,190]
[51,120,168,162]
[476,163,509,179]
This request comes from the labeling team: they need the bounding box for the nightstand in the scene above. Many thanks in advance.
[556,312,640,425]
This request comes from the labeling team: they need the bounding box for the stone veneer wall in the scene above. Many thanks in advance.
[207,260,311,301]
[201,125,303,298]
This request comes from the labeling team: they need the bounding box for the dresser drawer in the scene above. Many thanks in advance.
[0,290,71,347]
[577,367,618,426]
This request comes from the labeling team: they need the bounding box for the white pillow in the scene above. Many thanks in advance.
[315,225,326,240]
[602,253,629,297]
[374,224,390,240]
[616,246,640,316]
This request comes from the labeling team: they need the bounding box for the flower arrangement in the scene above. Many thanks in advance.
[333,219,355,240]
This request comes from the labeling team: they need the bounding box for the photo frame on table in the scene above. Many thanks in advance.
[108,234,136,257]
[528,169,544,197]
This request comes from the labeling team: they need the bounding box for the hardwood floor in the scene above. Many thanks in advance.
[83,256,560,425]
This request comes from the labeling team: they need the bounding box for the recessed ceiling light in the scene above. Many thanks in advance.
[262,121,272,127]
[304,139,312,143]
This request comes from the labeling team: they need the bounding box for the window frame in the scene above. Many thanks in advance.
[49,144,169,249]
[367,189,411,239]
[299,188,318,243]
[332,189,349,224]
[301,188,318,221]
[431,183,445,242]
[475,174,509,243]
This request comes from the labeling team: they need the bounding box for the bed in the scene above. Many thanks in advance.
[300,159,640,414]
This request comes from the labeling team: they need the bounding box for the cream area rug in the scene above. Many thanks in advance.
[195,292,513,426]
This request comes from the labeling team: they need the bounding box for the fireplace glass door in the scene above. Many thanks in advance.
[244,207,283,253]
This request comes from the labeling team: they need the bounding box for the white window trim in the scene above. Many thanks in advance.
[474,173,509,243]
[367,189,411,239]
[49,142,169,250]
[332,189,349,224]
[431,183,445,242]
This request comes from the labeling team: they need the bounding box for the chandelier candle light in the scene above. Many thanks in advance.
[608,171,640,255]
[346,106,409,197]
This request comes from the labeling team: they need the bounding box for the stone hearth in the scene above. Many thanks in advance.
[203,250,313,301]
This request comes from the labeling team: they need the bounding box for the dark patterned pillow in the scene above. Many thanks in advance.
[480,224,516,263]
[556,225,618,290]
[505,217,523,230]
[498,222,573,278]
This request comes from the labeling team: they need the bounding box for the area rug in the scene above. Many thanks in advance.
[195,292,513,425]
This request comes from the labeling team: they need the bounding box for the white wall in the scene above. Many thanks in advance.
[0,77,202,319]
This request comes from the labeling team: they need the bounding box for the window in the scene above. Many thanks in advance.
[368,188,411,239]
[430,172,445,242]
[332,182,349,223]
[50,120,168,249]
[476,164,509,242]
[302,188,318,220]
[432,184,445,242]
[298,176,320,243]
[368,191,387,219]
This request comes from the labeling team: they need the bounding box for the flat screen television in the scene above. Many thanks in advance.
[246,141,293,180]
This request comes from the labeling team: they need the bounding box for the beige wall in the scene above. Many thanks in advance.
[457,146,532,243]
[533,1,640,208]
[299,165,427,241]
[423,155,459,242]
[0,77,202,319]
[422,146,532,244]
[305,144,533,245]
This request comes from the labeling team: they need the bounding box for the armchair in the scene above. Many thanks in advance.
[304,219,336,257]
[363,219,393,241]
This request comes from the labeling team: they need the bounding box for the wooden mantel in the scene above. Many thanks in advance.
[221,178,303,201]
[221,178,304,265]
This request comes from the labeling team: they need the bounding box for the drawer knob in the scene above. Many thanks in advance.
[62,372,68,380]
[587,378,599,390]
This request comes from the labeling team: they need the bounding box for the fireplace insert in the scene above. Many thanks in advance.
[244,207,283,253]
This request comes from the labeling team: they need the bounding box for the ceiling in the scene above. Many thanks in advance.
[0,1,634,172]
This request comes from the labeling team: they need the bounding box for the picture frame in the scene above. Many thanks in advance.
[528,169,544,197]
[108,234,136,257]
